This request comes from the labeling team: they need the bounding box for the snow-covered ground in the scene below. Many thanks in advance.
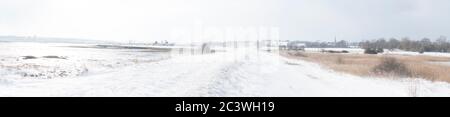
[0,42,169,79]
[0,43,449,97]
[384,49,450,57]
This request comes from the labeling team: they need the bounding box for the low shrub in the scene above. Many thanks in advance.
[373,57,412,77]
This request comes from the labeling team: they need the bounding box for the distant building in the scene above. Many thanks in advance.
[288,42,306,51]
[279,41,289,50]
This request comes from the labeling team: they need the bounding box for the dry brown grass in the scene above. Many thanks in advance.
[282,51,450,83]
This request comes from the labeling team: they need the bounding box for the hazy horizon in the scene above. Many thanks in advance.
[2,0,450,42]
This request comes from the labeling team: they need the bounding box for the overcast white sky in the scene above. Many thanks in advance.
[1,0,450,42]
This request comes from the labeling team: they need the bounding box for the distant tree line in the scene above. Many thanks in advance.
[302,40,355,48]
[360,36,450,53]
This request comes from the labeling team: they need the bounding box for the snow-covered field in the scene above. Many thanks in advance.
[0,42,449,97]
[0,42,169,79]
[384,50,450,57]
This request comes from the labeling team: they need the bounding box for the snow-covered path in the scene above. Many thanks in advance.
[0,49,449,97]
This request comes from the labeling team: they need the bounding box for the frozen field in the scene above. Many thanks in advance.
[0,42,449,97]
[0,42,169,79]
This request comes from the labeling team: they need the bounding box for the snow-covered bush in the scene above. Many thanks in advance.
[373,57,411,77]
